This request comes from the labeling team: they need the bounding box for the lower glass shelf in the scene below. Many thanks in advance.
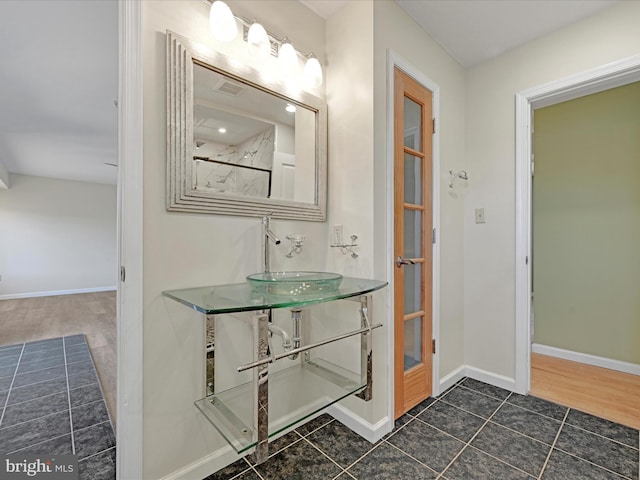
[194,358,364,454]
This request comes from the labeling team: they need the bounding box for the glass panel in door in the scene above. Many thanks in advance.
[404,316,423,370]
[404,154,422,204]
[403,97,422,151]
[403,263,422,315]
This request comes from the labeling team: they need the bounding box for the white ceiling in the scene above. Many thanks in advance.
[0,0,118,186]
[302,0,618,68]
[0,0,620,187]
[395,0,618,68]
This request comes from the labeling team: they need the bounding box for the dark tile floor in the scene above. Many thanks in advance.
[205,377,640,480]
[0,336,116,480]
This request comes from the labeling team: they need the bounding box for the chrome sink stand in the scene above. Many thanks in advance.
[248,294,376,464]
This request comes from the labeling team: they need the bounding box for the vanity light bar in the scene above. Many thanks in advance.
[206,0,323,87]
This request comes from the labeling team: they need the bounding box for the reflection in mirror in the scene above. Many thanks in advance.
[192,64,315,203]
[166,31,327,221]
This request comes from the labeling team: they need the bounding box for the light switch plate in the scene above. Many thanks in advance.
[475,208,485,224]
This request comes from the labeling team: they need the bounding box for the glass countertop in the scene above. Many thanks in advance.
[162,276,387,314]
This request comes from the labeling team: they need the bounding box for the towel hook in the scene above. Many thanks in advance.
[448,170,468,189]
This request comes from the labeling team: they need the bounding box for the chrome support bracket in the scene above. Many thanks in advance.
[351,295,373,401]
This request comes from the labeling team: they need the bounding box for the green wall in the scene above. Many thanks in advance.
[533,81,640,365]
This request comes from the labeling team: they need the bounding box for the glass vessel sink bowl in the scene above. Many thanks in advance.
[247,271,343,297]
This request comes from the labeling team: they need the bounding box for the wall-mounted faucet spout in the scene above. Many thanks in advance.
[263,215,281,273]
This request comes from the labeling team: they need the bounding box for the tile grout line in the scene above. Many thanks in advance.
[77,445,116,463]
[332,469,356,480]
[443,385,639,480]
[536,406,569,479]
[225,458,253,480]
[299,416,335,438]
[300,436,352,475]
[7,371,68,390]
[0,406,72,432]
[503,397,570,424]
[0,409,73,433]
[4,381,101,410]
[478,417,559,448]
[242,429,308,480]
[7,432,71,455]
[434,391,514,480]
[382,439,441,477]
[246,431,305,470]
[339,434,388,473]
[561,421,640,451]
[0,343,26,428]
[407,410,536,478]
[62,337,76,455]
[1,375,67,396]
[10,355,92,377]
[551,444,636,480]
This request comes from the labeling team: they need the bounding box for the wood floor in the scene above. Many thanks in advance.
[531,352,640,430]
[0,291,116,426]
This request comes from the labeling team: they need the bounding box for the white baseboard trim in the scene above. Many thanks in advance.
[0,286,116,301]
[464,366,516,392]
[160,445,240,480]
[532,343,640,376]
[439,365,466,393]
[439,364,516,394]
[327,404,392,444]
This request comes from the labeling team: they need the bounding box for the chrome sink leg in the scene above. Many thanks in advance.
[356,295,373,401]
[254,311,270,464]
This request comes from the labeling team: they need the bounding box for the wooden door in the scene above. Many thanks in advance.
[393,67,433,418]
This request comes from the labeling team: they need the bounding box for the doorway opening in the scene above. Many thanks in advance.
[514,55,640,404]
[528,80,640,428]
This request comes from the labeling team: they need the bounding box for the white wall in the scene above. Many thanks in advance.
[464,1,640,380]
[142,2,329,478]
[323,0,381,424]
[0,174,116,298]
[373,0,467,380]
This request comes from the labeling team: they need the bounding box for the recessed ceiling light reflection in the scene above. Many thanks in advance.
[285,104,296,113]
[218,127,227,133]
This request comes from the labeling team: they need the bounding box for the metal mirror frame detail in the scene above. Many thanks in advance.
[166,31,327,221]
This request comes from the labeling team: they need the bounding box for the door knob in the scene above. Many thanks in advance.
[396,256,416,268]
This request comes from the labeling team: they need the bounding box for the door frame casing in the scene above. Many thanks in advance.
[514,54,640,394]
[117,1,144,478]
[386,49,441,423]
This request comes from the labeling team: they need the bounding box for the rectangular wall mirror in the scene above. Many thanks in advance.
[166,31,327,221]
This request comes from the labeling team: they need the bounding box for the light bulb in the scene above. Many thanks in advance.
[209,1,237,43]
[247,22,270,58]
[278,38,299,78]
[303,54,323,88]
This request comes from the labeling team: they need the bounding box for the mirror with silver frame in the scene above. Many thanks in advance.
[166,31,327,221]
